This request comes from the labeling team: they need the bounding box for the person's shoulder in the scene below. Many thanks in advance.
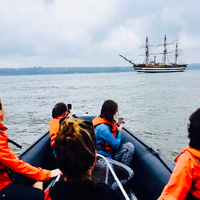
[176,148,196,162]
[175,149,197,170]
[96,123,110,131]
[94,182,120,200]
[0,130,8,142]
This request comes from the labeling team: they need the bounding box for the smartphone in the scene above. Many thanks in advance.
[118,118,125,126]
[67,104,72,110]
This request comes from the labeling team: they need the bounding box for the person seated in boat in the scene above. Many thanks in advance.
[0,99,60,200]
[158,108,200,200]
[92,99,134,190]
[49,102,77,155]
[44,118,120,200]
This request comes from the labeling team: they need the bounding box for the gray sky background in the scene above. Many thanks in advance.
[0,0,199,68]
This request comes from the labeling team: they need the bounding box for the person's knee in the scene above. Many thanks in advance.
[122,142,134,153]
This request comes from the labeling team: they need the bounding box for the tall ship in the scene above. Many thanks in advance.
[119,35,187,73]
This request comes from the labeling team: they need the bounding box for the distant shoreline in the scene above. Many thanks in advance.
[0,65,199,76]
[0,66,134,76]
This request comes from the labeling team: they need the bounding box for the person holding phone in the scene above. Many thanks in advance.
[49,102,77,155]
[92,99,134,189]
[0,99,60,200]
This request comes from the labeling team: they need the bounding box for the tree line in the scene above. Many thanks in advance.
[0,66,134,76]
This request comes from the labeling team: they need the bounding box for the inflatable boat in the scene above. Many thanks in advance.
[12,116,174,200]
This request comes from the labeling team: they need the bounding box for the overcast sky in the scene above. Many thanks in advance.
[0,0,199,68]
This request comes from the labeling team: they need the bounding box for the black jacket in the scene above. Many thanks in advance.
[49,180,120,200]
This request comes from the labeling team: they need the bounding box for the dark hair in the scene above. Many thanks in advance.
[188,108,200,150]
[100,100,118,123]
[52,103,67,118]
[55,118,96,181]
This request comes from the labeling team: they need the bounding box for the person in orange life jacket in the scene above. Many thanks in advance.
[49,102,77,155]
[44,118,120,200]
[158,108,200,200]
[0,99,60,200]
[92,100,134,190]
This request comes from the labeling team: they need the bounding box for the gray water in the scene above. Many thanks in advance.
[1,70,200,162]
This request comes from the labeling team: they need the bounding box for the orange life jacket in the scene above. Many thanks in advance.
[0,123,51,190]
[92,116,118,153]
[49,115,66,147]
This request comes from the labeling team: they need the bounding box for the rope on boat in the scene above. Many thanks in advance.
[97,154,130,200]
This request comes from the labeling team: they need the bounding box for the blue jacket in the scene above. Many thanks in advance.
[94,124,122,157]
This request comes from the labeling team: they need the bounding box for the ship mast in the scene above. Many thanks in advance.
[156,35,174,64]
[145,36,149,64]
[175,38,178,64]
[138,36,154,64]
[163,35,167,64]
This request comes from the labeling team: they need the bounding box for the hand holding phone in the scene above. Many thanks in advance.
[67,104,76,116]
[117,118,125,131]
[117,118,125,126]
[67,104,72,111]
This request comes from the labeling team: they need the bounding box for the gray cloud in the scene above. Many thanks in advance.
[0,0,199,68]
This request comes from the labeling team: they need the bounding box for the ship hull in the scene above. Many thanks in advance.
[134,64,187,73]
